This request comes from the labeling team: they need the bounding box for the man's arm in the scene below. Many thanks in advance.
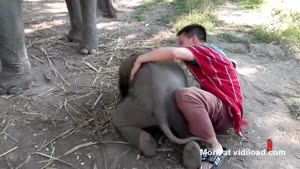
[130,47,194,81]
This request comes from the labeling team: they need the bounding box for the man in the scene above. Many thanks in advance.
[130,24,246,169]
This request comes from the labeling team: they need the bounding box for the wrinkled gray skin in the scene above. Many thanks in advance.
[113,54,203,169]
[0,0,116,95]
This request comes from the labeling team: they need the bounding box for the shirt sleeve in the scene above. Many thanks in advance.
[209,44,228,58]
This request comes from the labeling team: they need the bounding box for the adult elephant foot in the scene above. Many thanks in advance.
[67,29,97,54]
[0,71,35,95]
[79,39,97,54]
[67,28,81,42]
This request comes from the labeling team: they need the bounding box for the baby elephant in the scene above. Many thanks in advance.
[113,54,203,169]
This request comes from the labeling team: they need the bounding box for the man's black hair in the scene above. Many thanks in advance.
[176,24,207,42]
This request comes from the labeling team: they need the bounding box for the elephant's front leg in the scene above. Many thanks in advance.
[0,0,35,95]
[79,0,97,54]
[118,127,157,157]
[65,0,82,42]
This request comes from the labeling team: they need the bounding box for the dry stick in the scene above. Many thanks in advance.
[0,119,14,134]
[39,142,56,164]
[64,59,73,72]
[63,99,77,121]
[108,29,119,39]
[40,46,70,86]
[3,132,19,143]
[101,141,129,145]
[66,103,81,114]
[41,142,98,169]
[0,119,18,142]
[5,156,13,169]
[54,82,66,92]
[30,54,44,63]
[40,158,55,169]
[62,119,94,139]
[92,75,101,86]
[0,146,18,158]
[90,121,110,135]
[64,142,99,156]
[15,154,32,169]
[33,152,77,169]
[107,38,122,66]
[92,93,103,109]
[91,67,103,87]
[40,46,57,77]
[84,62,100,73]
[74,93,94,100]
[106,55,114,66]
[37,128,74,151]
[32,87,55,99]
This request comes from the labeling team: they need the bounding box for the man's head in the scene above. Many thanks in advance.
[177,24,207,47]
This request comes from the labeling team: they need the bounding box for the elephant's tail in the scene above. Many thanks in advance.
[160,123,204,144]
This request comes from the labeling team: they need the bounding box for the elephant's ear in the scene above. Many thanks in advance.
[118,52,141,98]
[98,0,117,18]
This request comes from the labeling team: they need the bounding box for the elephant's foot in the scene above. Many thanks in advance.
[0,71,35,95]
[67,29,97,54]
[139,131,157,157]
[79,41,97,55]
[183,141,202,169]
[80,30,98,54]
[67,29,81,42]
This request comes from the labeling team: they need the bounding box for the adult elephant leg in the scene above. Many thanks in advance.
[79,0,97,54]
[0,0,35,95]
[117,127,157,157]
[98,0,117,18]
[65,0,82,42]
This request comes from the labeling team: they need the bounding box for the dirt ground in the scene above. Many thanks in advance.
[1,0,300,169]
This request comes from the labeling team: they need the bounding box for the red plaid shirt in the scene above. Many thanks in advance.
[184,45,246,137]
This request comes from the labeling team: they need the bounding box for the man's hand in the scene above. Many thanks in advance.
[130,58,142,82]
[129,47,194,82]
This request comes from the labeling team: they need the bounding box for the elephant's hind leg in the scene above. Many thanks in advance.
[183,141,202,169]
[118,127,157,157]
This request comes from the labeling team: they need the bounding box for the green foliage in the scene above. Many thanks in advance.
[252,11,300,43]
[239,0,265,9]
[133,0,172,22]
[174,0,221,31]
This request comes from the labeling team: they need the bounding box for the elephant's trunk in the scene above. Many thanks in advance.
[160,122,204,144]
